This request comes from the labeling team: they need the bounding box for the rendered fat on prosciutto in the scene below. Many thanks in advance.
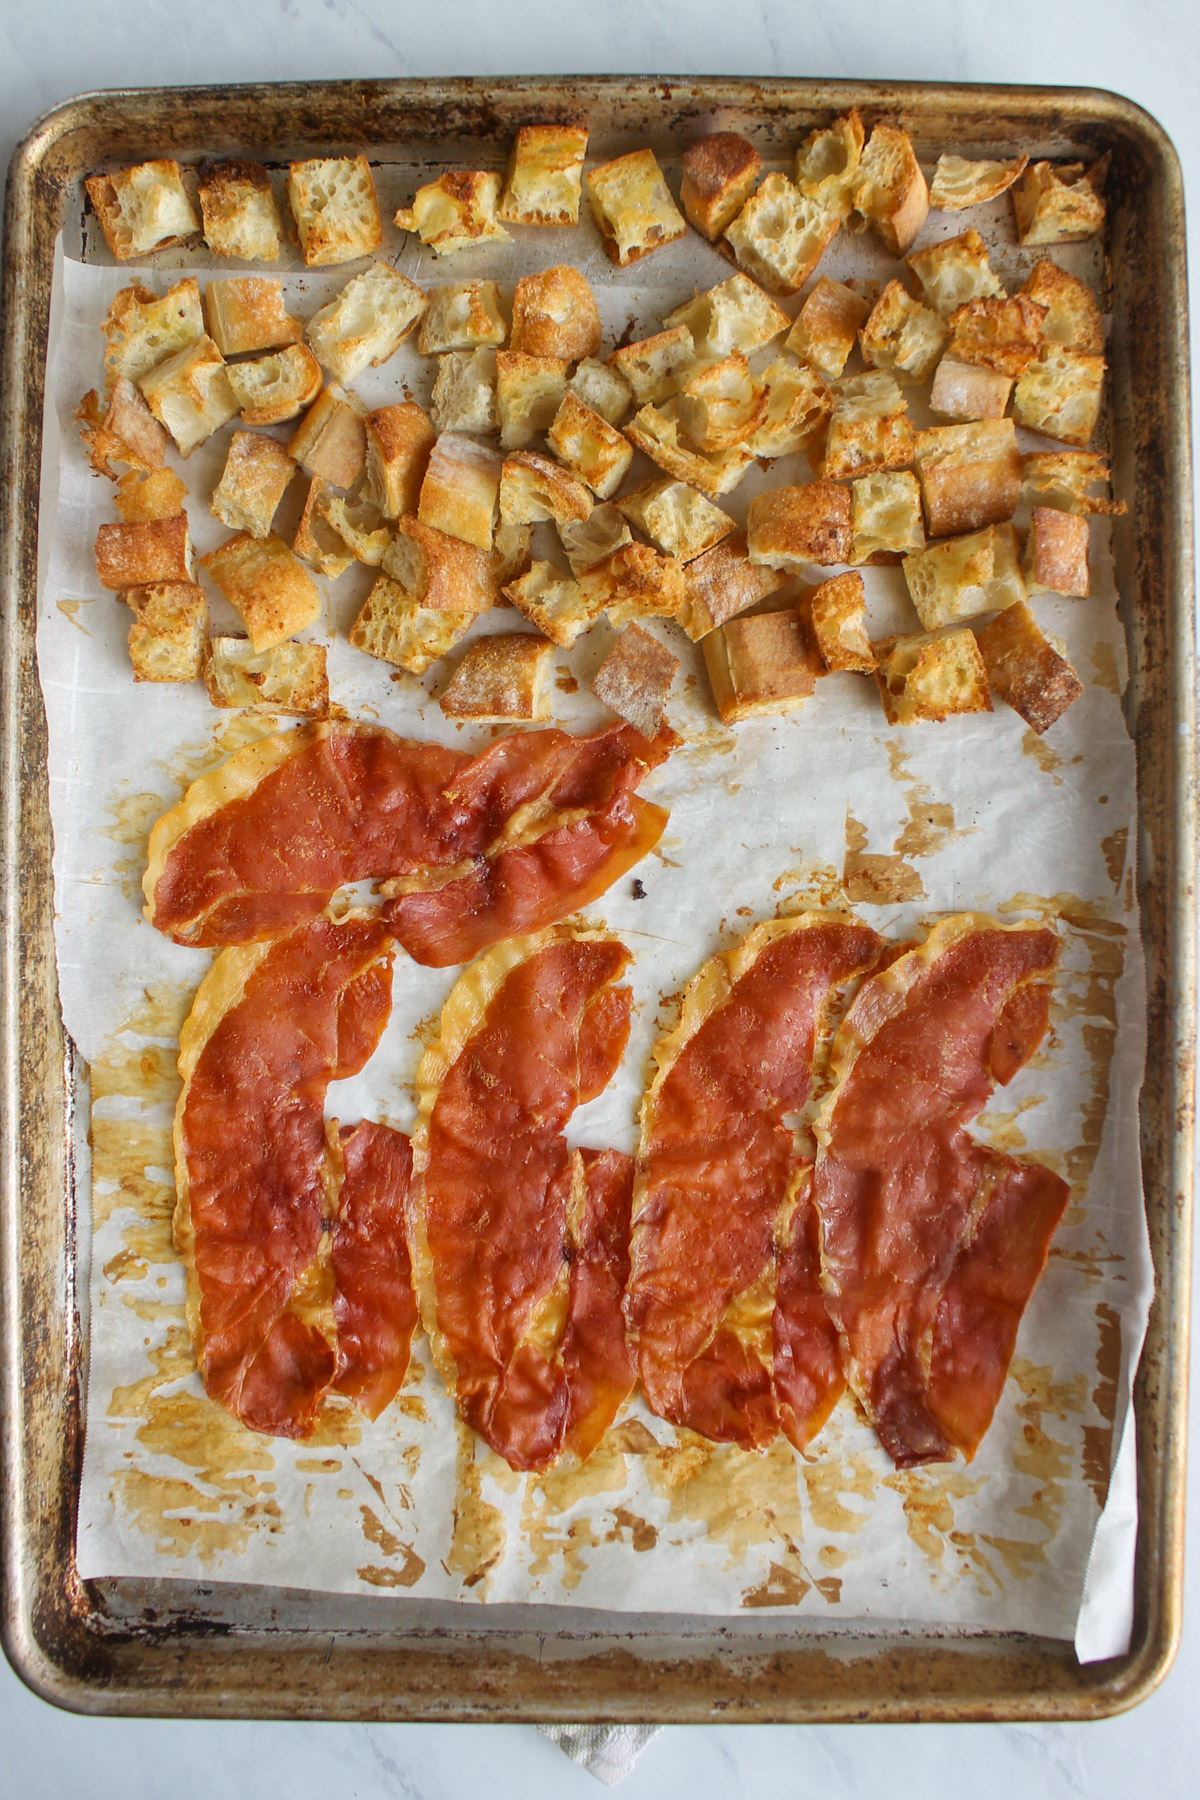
[144,718,673,957]
[627,915,884,1451]
[412,929,636,1471]
[812,913,1070,1469]
[175,913,416,1437]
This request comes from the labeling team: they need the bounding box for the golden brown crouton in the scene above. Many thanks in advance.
[496,350,570,449]
[85,159,199,259]
[665,271,790,361]
[498,122,589,227]
[382,515,496,612]
[293,478,356,578]
[305,263,428,384]
[1019,261,1103,353]
[197,159,282,262]
[490,520,533,589]
[288,156,382,265]
[418,433,503,550]
[206,276,302,357]
[364,401,437,518]
[928,356,1013,423]
[929,154,1029,211]
[851,471,924,563]
[440,633,555,722]
[103,279,205,387]
[1024,506,1090,597]
[748,357,832,461]
[786,275,870,381]
[1021,450,1124,516]
[875,627,992,725]
[503,561,604,647]
[569,358,634,427]
[586,149,687,265]
[860,281,947,384]
[430,348,500,435]
[499,450,593,528]
[681,132,762,240]
[200,532,322,651]
[125,582,208,682]
[95,515,193,589]
[794,110,866,219]
[418,281,507,354]
[546,392,633,500]
[113,467,188,522]
[395,171,510,256]
[204,637,329,714]
[800,570,876,673]
[617,477,734,563]
[902,522,1026,628]
[945,295,1047,378]
[625,402,754,499]
[1012,347,1106,448]
[818,373,914,481]
[724,173,840,294]
[676,352,766,452]
[287,387,367,488]
[557,504,634,577]
[851,124,929,255]
[321,492,390,566]
[975,600,1084,734]
[592,622,680,736]
[226,343,323,427]
[913,419,1021,538]
[510,265,602,361]
[906,229,1005,318]
[349,576,475,673]
[609,326,696,406]
[748,482,852,570]
[139,337,238,456]
[76,378,169,478]
[578,540,686,627]
[677,532,785,641]
[210,431,296,539]
[703,608,823,722]
[1012,158,1107,246]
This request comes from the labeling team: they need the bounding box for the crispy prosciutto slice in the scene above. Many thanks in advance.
[175,913,416,1437]
[412,930,636,1471]
[145,719,672,958]
[627,915,884,1450]
[813,914,1069,1468]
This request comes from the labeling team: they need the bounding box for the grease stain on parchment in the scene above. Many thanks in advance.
[1091,641,1121,696]
[885,742,970,860]
[100,789,167,898]
[57,597,92,635]
[1081,1303,1122,1508]
[883,1467,994,1593]
[1021,729,1063,780]
[357,1504,425,1587]
[446,1423,507,1595]
[519,1428,653,1589]
[843,809,924,904]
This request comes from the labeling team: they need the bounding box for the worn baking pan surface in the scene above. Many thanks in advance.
[1,77,1194,1722]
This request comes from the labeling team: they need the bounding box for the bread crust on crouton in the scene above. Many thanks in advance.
[578,540,686,627]
[86,159,199,260]
[609,327,695,406]
[498,122,589,227]
[226,343,323,427]
[570,358,634,426]
[382,515,496,612]
[499,450,593,528]
[913,418,1022,538]
[103,279,204,387]
[77,377,169,478]
[287,387,367,488]
[946,295,1047,378]
[396,171,509,256]
[625,402,754,499]
[748,481,852,570]
[818,373,914,480]
[1021,450,1124,516]
[616,477,734,563]
[800,570,876,672]
[906,229,1004,319]
[1024,506,1090,597]
[704,609,823,722]
[418,281,507,355]
[288,156,382,266]
[125,581,208,683]
[305,262,428,384]
[1020,260,1103,352]
[206,277,302,357]
[975,600,1083,734]
[197,159,282,262]
[724,173,840,294]
[677,532,785,641]
[95,515,193,589]
[430,348,499,436]
[502,560,605,647]
[293,477,355,578]
[139,336,238,456]
[903,522,1026,629]
[210,431,295,540]
[496,350,569,450]
[546,392,633,500]
[586,149,687,265]
[202,531,322,653]
[786,275,869,380]
[349,575,475,673]
[510,265,602,361]
[419,433,503,550]
[1012,159,1107,246]
[205,636,329,714]
[875,627,992,725]
[440,633,555,722]
[592,622,679,737]
[681,133,762,241]
[113,467,188,522]
[364,401,437,518]
[851,124,928,255]
[929,154,1029,211]
[928,356,1013,423]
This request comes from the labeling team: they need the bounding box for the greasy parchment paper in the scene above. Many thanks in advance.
[36,188,1150,1661]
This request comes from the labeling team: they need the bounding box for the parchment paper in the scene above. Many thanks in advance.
[36,189,1150,1659]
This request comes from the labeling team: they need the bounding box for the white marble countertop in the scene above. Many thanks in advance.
[2,2,1197,1794]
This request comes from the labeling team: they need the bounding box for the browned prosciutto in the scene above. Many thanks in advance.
[412,930,636,1471]
[812,914,1069,1468]
[145,719,672,961]
[175,913,416,1437]
[626,916,883,1450]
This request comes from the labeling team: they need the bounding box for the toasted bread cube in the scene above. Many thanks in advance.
[676,352,766,452]
[681,133,762,240]
[113,467,188,522]
[293,477,355,578]
[592,623,679,736]
[321,492,390,566]
[1024,506,1090,597]
[748,357,832,460]
[928,356,1013,423]
[975,600,1084,734]
[946,295,1046,378]
[1012,347,1106,448]
[205,636,329,714]
[850,125,928,255]
[569,357,634,426]
[609,327,696,406]
[206,277,302,356]
[1020,261,1103,353]
[586,148,687,265]
[903,523,1026,628]
[202,531,322,649]
[724,173,840,294]
[499,450,593,529]
[875,627,992,725]
[103,278,205,387]
[503,561,604,648]
[287,387,367,487]
[95,515,193,589]
[558,504,633,577]
[498,121,589,226]
[349,576,475,673]
[197,159,282,261]
[382,515,496,612]
[510,265,601,361]
[704,609,822,722]
[617,476,734,562]
[226,343,323,427]
[906,229,1004,319]
[860,281,947,384]
[396,171,509,256]
[76,377,169,478]
[491,520,533,589]
[85,159,199,259]
[1021,450,1123,516]
[305,263,427,384]
[929,154,1029,211]
[578,541,686,627]
[748,481,851,570]
[851,471,924,563]
[418,281,506,354]
[677,532,785,641]
[288,156,381,266]
[546,392,633,500]
[364,401,437,518]
[914,419,1021,538]
[496,350,570,449]
[819,373,914,481]
[138,336,238,456]
[210,431,296,539]
[624,402,754,499]
[794,110,866,220]
[431,348,499,436]
[125,582,208,682]
[665,271,789,361]
[786,276,869,381]
[801,570,875,672]
[440,633,554,722]
[419,433,502,550]
[1012,158,1107,246]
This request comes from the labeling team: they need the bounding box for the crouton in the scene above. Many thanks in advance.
[200,532,322,650]
[206,276,302,356]
[677,531,785,641]
[288,155,381,266]
[903,523,1026,629]
[818,373,914,481]
[546,392,633,499]
[125,582,208,683]
[786,276,869,381]
[570,357,634,426]
[364,401,437,518]
[503,561,604,647]
[665,271,789,361]
[440,633,555,722]
[676,352,767,451]
[928,355,1013,423]
[321,492,390,566]
[945,295,1046,378]
[800,570,875,672]
[929,153,1029,211]
[113,467,188,522]
[906,228,1004,318]
[510,265,601,361]
[210,431,296,539]
[293,478,355,578]
[624,401,754,498]
[748,481,851,570]
[95,515,193,589]
[724,173,840,294]
[491,520,533,588]
[913,418,1021,538]
[418,433,503,550]
[794,109,866,220]
[1012,158,1107,246]
[851,471,924,563]
[395,171,509,256]
[85,159,199,260]
[349,576,475,673]
[138,336,238,456]
[1012,347,1106,448]
[287,387,367,487]
[103,279,204,387]
[496,350,569,449]
[204,637,329,715]
[578,540,686,627]
[860,280,947,383]
[748,357,832,460]
[681,133,762,240]
[874,627,992,725]
[76,377,169,478]
[197,159,282,262]
[418,281,507,354]
[592,622,679,736]
[1019,260,1103,353]
[703,609,823,722]
[1021,450,1124,516]
[1024,506,1090,597]
[305,262,428,384]
[586,148,687,265]
[558,504,633,577]
[382,515,496,612]
[431,348,499,436]
[498,121,589,226]
[499,449,593,528]
[850,124,928,255]
[617,476,734,563]
[975,600,1084,734]
[226,343,323,427]
[609,326,696,406]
